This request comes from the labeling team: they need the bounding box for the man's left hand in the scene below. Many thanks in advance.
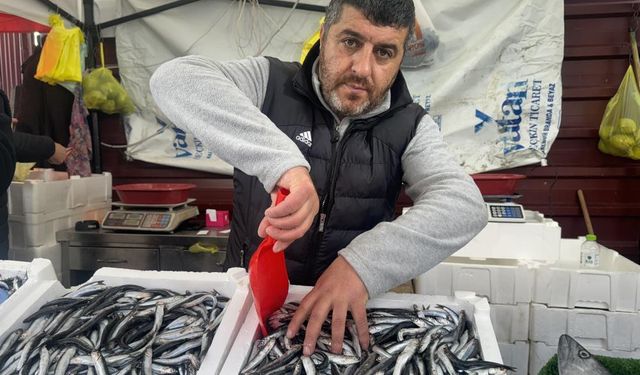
[286,256,370,356]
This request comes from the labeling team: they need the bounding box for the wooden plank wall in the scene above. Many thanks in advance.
[505,0,640,261]
[100,0,640,262]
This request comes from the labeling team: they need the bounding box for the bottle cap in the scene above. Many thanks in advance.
[586,234,597,241]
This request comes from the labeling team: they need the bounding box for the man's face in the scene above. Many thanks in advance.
[318,5,408,119]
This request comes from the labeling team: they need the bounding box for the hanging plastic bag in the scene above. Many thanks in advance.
[82,43,136,115]
[35,14,84,85]
[598,65,640,159]
[402,0,440,68]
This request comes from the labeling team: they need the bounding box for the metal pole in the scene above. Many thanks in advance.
[83,0,102,173]
[99,0,204,29]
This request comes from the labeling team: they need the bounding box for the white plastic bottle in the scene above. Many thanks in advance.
[580,234,600,268]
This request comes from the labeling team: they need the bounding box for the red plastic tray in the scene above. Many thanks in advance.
[471,174,526,196]
[114,183,196,205]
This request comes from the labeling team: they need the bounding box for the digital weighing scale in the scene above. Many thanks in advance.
[101,199,199,232]
[482,194,526,223]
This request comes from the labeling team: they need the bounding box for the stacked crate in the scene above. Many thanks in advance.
[414,257,535,375]
[528,239,640,374]
[7,173,112,279]
[413,212,564,374]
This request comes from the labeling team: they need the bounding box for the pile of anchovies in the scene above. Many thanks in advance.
[0,280,229,374]
[0,273,27,304]
[241,302,516,375]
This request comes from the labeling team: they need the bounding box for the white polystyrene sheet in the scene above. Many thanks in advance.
[403,0,564,172]
[116,0,328,174]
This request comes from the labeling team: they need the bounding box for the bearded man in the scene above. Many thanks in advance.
[151,0,486,355]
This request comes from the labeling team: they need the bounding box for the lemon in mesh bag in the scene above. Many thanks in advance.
[598,66,640,159]
[82,67,135,115]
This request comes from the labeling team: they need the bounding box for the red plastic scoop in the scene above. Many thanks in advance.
[249,188,290,336]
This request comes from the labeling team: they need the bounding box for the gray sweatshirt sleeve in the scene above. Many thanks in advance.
[150,55,309,192]
[339,115,487,297]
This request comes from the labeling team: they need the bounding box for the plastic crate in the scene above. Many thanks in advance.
[8,172,111,215]
[8,202,109,248]
[529,303,640,352]
[9,243,62,281]
[529,341,640,375]
[490,303,530,343]
[0,267,250,375]
[414,256,536,304]
[451,212,561,262]
[497,341,529,375]
[533,241,640,312]
[221,288,502,374]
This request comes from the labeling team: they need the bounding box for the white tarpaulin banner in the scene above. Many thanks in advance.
[403,0,563,172]
[115,0,563,174]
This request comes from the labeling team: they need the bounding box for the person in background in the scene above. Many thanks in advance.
[0,88,69,259]
[0,97,15,259]
[151,0,487,354]
[0,88,69,167]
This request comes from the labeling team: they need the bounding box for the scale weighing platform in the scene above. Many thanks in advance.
[102,199,199,232]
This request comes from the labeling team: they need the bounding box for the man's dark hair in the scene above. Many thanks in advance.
[323,0,415,38]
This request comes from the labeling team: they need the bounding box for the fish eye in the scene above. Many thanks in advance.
[578,350,590,359]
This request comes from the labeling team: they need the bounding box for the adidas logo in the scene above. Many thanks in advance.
[295,131,312,147]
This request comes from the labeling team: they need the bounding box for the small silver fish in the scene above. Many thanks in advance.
[557,334,611,375]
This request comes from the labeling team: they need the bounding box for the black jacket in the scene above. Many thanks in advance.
[225,44,424,285]
[0,89,55,164]
[0,105,15,259]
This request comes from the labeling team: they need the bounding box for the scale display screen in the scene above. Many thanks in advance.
[486,203,526,223]
[103,212,172,229]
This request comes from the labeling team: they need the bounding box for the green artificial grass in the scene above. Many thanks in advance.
[538,354,640,375]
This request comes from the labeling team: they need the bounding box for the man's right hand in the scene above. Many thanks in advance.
[258,166,319,252]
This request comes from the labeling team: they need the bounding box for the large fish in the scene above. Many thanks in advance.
[558,334,611,375]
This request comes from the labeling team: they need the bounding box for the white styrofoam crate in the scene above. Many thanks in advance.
[414,257,536,304]
[490,303,530,343]
[0,267,251,375]
[8,172,111,215]
[221,288,502,374]
[0,259,58,315]
[534,241,640,312]
[498,341,529,375]
[451,212,561,263]
[529,341,640,375]
[8,201,110,248]
[530,303,640,352]
[9,242,62,281]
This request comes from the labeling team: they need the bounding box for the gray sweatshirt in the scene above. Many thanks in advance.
[150,55,487,297]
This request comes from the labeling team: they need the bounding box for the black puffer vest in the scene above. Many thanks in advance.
[224,43,425,285]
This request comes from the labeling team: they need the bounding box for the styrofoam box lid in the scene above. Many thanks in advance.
[0,259,59,320]
[545,242,640,272]
[0,280,67,343]
[221,287,502,375]
[0,258,57,281]
[452,219,561,263]
[8,201,111,224]
[86,267,251,375]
